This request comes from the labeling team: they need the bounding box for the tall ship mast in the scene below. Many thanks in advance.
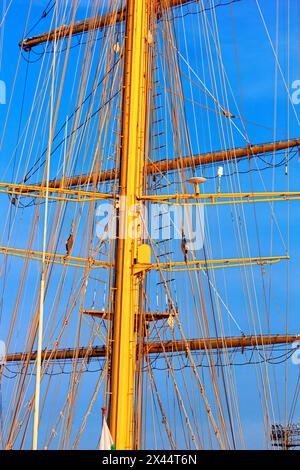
[0,0,299,450]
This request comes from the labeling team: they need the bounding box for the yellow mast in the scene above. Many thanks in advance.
[109,0,150,449]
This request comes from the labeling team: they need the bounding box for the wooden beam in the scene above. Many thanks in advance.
[19,9,126,50]
[4,334,298,363]
[39,169,117,190]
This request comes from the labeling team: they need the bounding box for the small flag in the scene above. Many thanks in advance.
[100,408,115,450]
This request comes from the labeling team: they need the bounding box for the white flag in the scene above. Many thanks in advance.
[99,416,115,450]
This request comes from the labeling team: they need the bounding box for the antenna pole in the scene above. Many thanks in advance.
[109,0,150,450]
